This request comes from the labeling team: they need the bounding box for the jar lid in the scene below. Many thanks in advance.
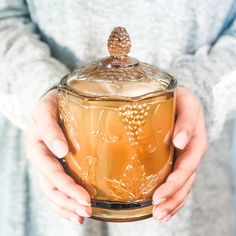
[59,27,177,101]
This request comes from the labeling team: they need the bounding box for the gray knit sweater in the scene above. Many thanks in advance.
[0,0,236,236]
[0,0,236,140]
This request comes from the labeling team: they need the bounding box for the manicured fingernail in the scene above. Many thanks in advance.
[160,214,171,223]
[75,208,91,217]
[173,131,188,149]
[51,139,68,158]
[79,217,84,225]
[157,211,168,221]
[152,198,166,206]
[70,217,81,225]
[76,199,91,207]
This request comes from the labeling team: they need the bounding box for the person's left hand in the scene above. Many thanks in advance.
[152,87,208,223]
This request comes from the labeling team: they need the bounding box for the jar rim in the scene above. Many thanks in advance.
[58,72,177,102]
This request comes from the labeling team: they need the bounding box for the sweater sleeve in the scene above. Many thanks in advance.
[0,0,70,131]
[170,14,236,142]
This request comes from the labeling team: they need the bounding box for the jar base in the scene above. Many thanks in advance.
[91,204,153,222]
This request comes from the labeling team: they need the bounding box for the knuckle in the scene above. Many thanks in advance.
[53,171,75,189]
[51,169,64,181]
[39,99,52,110]
[166,179,180,191]
[39,121,62,143]
[63,176,75,188]
[40,99,58,117]
[46,170,61,185]
[67,182,80,194]
[171,190,186,207]
[170,198,187,216]
[33,104,58,129]
[43,124,58,139]
[161,198,178,213]
[177,198,188,212]
[41,115,57,130]
[49,192,69,211]
[179,166,193,177]
[167,198,181,211]
[183,123,194,135]
[64,199,77,211]
[52,195,65,208]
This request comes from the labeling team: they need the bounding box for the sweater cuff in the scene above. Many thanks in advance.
[0,59,70,131]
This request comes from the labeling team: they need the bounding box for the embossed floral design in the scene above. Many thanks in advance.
[58,93,76,131]
[69,153,98,197]
[105,156,160,201]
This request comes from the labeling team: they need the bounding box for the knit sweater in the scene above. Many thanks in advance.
[0,0,236,236]
[0,0,236,140]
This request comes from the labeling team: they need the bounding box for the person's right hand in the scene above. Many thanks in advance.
[27,89,91,225]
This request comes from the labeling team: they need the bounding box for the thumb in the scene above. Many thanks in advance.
[33,90,69,158]
[173,87,200,150]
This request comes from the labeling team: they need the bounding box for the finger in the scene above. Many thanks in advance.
[173,87,200,150]
[159,197,188,223]
[39,174,92,218]
[28,140,91,206]
[168,197,188,218]
[153,111,207,202]
[153,173,195,221]
[32,90,68,158]
[47,200,84,225]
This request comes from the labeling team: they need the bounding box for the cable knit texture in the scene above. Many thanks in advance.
[0,0,236,235]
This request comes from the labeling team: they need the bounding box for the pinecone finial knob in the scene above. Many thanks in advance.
[107,27,131,58]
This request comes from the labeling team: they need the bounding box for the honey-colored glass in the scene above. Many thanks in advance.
[58,27,177,222]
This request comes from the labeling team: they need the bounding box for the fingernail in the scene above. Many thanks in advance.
[51,139,68,158]
[76,199,91,207]
[152,198,166,206]
[75,208,91,217]
[160,214,171,223]
[70,217,81,225]
[173,131,188,149]
[157,211,168,221]
[79,217,84,225]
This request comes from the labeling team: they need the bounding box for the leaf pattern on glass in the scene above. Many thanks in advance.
[70,154,98,197]
[58,93,76,130]
[140,174,160,196]
[105,156,160,201]
[80,155,98,197]
[81,155,98,183]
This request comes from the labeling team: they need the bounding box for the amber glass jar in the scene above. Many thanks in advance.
[58,27,177,222]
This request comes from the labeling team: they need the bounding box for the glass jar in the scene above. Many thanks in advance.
[58,27,177,222]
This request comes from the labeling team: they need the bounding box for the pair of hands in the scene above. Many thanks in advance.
[27,87,207,225]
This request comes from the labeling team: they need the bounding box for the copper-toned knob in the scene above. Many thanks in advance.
[108,27,131,58]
